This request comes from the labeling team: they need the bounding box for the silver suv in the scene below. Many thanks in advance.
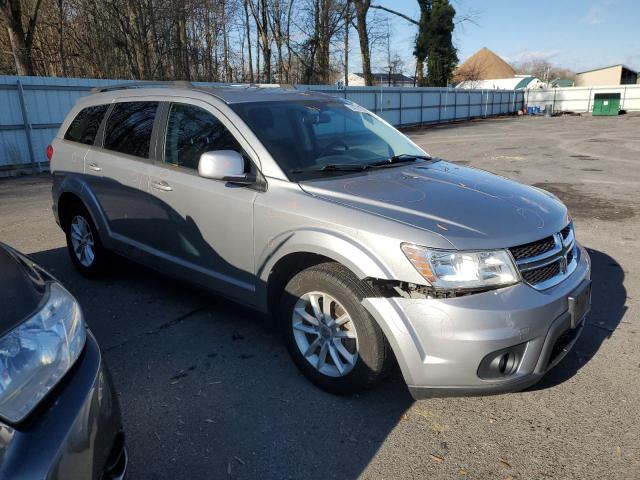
[50,83,591,398]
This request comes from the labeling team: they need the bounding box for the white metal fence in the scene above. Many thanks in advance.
[0,75,524,175]
[525,84,640,113]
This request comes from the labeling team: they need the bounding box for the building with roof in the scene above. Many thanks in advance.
[452,47,516,84]
[456,75,545,90]
[575,65,637,86]
[347,72,415,87]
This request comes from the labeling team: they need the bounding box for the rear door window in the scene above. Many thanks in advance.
[164,103,243,170]
[104,102,158,158]
[64,104,109,145]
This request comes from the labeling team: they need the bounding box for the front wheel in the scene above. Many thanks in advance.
[279,262,394,395]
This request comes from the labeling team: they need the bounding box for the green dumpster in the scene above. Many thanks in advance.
[592,93,621,116]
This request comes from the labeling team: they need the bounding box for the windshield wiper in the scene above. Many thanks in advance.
[369,153,432,168]
[290,163,372,174]
[289,155,433,175]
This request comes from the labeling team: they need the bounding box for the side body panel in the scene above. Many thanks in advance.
[82,147,153,246]
[143,97,261,302]
[145,165,258,301]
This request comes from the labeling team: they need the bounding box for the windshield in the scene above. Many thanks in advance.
[231,99,429,180]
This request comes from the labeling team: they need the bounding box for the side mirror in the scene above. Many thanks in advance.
[198,150,255,184]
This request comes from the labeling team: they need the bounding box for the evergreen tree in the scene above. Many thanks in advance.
[413,0,432,86]
[424,0,458,87]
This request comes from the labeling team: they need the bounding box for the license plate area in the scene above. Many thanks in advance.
[568,280,591,329]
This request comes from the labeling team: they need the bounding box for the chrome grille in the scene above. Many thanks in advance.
[509,223,577,290]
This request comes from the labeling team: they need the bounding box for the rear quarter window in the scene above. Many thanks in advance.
[104,101,158,158]
[64,104,109,145]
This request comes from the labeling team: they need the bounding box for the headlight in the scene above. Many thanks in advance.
[401,244,520,290]
[0,282,86,423]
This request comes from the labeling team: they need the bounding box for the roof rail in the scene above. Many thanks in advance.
[90,80,193,94]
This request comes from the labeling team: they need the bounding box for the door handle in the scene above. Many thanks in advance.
[151,180,173,192]
[87,163,101,172]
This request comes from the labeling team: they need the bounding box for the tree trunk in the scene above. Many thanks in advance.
[6,25,33,75]
[1,0,44,76]
[286,0,293,83]
[204,9,213,80]
[260,0,270,82]
[58,0,66,76]
[317,0,330,83]
[343,0,350,85]
[255,21,260,82]
[222,0,231,82]
[416,59,424,86]
[126,0,148,79]
[243,0,254,82]
[352,0,373,86]
[175,5,190,80]
[148,2,165,79]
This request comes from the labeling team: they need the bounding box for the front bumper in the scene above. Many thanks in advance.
[363,244,591,399]
[0,332,127,479]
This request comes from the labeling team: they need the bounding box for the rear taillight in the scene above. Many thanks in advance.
[46,144,54,161]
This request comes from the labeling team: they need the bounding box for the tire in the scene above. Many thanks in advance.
[63,202,107,277]
[279,262,394,395]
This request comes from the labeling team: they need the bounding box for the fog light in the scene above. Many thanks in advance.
[477,342,527,380]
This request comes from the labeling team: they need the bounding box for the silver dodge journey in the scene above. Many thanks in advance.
[50,83,591,398]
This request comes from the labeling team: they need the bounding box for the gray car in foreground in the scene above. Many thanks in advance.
[49,83,591,398]
[0,243,126,479]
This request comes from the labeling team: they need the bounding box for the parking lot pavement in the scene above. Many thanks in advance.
[1,113,639,479]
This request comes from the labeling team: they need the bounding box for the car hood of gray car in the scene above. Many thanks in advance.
[299,160,569,250]
[0,244,48,336]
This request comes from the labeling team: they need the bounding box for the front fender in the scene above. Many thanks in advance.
[52,174,114,249]
[255,227,394,311]
[257,227,393,281]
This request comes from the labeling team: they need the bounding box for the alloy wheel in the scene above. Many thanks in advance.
[70,215,95,267]
[291,291,359,377]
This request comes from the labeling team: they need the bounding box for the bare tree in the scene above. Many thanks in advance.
[268,0,294,82]
[452,60,484,86]
[513,58,575,83]
[381,20,404,86]
[1,0,45,75]
[243,0,254,81]
[0,0,440,85]
[247,0,271,82]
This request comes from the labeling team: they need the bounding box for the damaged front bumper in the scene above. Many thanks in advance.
[363,245,591,399]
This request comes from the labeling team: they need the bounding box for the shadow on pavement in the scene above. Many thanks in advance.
[529,248,626,390]
[28,246,414,480]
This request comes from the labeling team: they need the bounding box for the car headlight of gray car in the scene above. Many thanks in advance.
[0,282,86,423]
[401,244,520,290]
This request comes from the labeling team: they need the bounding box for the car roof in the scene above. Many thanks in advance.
[87,82,335,105]
[194,86,333,104]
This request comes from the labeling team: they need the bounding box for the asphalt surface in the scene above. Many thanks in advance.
[1,113,638,479]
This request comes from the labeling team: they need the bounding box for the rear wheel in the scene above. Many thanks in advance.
[279,262,393,395]
[63,203,107,277]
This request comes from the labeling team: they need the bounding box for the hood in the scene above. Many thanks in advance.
[299,161,569,250]
[0,244,48,337]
